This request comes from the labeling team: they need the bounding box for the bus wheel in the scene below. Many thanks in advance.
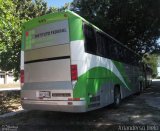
[113,86,121,108]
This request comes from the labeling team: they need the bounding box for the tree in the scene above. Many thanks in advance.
[71,0,160,54]
[0,0,19,78]
[0,0,57,80]
[143,53,158,77]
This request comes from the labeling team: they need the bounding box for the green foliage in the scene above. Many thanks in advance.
[71,0,160,54]
[59,3,72,11]
[1,0,160,80]
[0,0,19,79]
[143,53,158,77]
[156,76,160,79]
[0,0,58,80]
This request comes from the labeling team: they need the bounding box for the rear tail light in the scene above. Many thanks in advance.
[20,70,24,83]
[68,98,80,101]
[71,65,78,81]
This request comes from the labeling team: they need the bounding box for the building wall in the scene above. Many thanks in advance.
[0,70,19,84]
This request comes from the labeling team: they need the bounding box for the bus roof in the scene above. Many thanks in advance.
[23,10,82,31]
[23,10,141,58]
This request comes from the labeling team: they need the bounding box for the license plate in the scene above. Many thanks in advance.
[39,91,51,98]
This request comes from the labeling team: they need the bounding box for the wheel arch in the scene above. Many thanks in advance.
[114,84,122,99]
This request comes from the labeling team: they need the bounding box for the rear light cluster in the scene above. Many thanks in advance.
[68,98,80,101]
[20,70,24,83]
[71,65,78,81]
[67,98,81,105]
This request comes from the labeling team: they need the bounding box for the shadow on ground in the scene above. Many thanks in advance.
[0,91,21,115]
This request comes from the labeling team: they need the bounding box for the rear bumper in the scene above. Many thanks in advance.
[21,100,86,112]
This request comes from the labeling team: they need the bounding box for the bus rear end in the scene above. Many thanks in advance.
[21,12,86,112]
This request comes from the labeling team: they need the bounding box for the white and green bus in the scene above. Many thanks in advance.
[21,10,145,112]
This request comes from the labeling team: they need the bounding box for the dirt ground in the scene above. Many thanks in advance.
[0,91,21,115]
[0,83,20,88]
[0,81,160,131]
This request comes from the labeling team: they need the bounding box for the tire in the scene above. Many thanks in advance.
[113,86,121,108]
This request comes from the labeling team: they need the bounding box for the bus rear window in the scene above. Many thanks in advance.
[24,20,69,50]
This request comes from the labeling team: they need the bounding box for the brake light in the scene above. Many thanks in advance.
[20,70,24,83]
[68,98,80,101]
[71,65,78,81]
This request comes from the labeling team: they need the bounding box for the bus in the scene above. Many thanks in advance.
[21,10,145,112]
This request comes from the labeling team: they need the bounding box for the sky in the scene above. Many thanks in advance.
[44,0,73,7]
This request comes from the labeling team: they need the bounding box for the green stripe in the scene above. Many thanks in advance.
[73,66,130,106]
[113,61,132,88]
[69,18,84,41]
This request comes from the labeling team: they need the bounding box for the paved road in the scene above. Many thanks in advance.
[0,81,160,131]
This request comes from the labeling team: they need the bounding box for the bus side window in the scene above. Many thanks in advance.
[125,49,131,64]
[96,32,109,58]
[123,48,128,63]
[117,45,124,62]
[113,42,119,61]
[83,24,97,55]
[96,32,102,56]
[108,39,118,61]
